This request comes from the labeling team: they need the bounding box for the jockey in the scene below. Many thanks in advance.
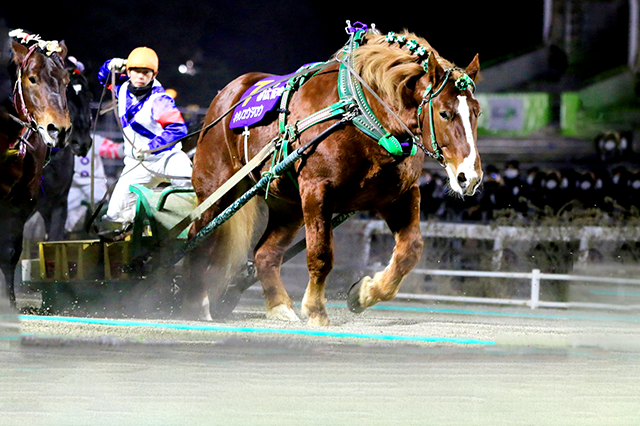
[97,46,192,237]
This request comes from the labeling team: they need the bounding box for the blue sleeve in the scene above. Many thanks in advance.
[147,94,188,153]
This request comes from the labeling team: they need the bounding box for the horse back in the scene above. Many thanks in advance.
[194,67,424,212]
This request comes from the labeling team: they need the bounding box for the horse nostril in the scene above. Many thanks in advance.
[457,173,467,186]
[47,124,60,141]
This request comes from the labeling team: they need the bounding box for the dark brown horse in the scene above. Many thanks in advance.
[0,31,70,307]
[185,27,482,326]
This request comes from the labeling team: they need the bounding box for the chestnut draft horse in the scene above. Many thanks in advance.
[0,30,71,307]
[186,26,482,326]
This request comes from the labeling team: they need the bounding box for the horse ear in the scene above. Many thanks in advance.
[11,40,28,65]
[58,41,68,61]
[427,53,446,87]
[465,54,480,82]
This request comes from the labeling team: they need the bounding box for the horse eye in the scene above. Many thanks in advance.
[28,76,37,84]
[439,111,453,121]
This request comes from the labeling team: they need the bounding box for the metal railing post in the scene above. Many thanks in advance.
[530,268,541,309]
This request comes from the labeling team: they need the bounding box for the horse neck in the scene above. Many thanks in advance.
[0,103,23,154]
[365,86,420,138]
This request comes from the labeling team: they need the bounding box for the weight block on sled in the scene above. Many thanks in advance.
[104,241,130,280]
[38,240,102,281]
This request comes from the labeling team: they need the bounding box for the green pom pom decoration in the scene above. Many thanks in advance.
[454,74,475,92]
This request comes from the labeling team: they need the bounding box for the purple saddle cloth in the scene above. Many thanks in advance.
[229,63,321,129]
[229,74,291,129]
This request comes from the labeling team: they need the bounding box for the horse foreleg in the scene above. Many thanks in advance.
[0,199,32,309]
[254,204,303,322]
[299,185,334,326]
[348,186,423,313]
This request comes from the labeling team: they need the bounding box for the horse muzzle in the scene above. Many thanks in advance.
[448,167,482,197]
[38,123,70,148]
[458,171,482,196]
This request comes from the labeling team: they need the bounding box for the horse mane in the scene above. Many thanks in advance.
[342,30,456,108]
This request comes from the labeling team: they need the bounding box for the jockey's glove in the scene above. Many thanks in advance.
[108,58,127,73]
[132,146,146,161]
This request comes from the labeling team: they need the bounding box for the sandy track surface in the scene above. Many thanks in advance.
[2,295,640,426]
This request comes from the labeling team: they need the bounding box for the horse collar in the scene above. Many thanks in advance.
[338,28,417,157]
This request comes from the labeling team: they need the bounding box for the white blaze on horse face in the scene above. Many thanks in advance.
[445,95,479,196]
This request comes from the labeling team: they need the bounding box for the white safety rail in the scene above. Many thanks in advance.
[280,220,640,311]
[397,268,640,311]
[353,220,640,312]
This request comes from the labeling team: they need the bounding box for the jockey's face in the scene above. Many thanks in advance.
[128,67,155,88]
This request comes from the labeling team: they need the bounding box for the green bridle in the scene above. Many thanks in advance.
[417,68,476,166]
[384,31,477,167]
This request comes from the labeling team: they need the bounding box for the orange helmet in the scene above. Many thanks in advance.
[126,47,159,73]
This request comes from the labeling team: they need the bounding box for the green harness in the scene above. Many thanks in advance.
[338,28,417,157]
[265,24,477,186]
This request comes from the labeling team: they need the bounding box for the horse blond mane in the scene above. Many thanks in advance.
[339,30,456,108]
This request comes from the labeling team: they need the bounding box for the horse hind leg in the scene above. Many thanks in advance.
[254,203,303,322]
[348,187,423,313]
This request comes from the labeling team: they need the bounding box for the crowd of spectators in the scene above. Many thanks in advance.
[419,160,640,223]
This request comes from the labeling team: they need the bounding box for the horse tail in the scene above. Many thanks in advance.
[216,196,260,281]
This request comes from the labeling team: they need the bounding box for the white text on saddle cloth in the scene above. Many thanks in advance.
[230,77,287,129]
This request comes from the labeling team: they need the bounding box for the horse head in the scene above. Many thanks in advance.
[65,62,93,157]
[9,31,71,148]
[348,29,483,197]
[418,52,482,197]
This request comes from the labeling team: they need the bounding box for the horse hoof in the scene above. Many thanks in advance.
[307,315,330,327]
[347,279,366,314]
[210,286,243,319]
[266,304,300,322]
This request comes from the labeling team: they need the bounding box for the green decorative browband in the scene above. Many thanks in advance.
[385,32,429,67]
[384,31,476,92]
[383,30,477,165]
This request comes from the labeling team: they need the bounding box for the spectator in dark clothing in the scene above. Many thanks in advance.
[476,165,507,221]
[419,170,437,220]
[541,170,566,213]
[575,170,598,209]
[522,167,546,213]
[502,160,526,213]
[592,168,610,210]
[610,166,632,210]
[628,171,640,211]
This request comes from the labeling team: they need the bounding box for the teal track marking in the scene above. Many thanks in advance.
[325,303,640,323]
[589,289,640,297]
[18,315,495,346]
